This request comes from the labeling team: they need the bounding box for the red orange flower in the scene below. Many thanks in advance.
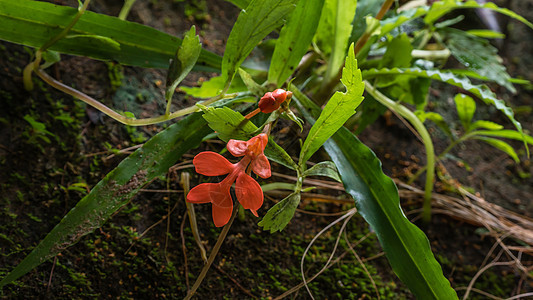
[187,134,271,227]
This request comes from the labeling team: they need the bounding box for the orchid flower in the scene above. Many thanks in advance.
[186,134,271,227]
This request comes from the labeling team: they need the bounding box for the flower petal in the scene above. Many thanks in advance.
[186,182,234,227]
[193,152,233,176]
[251,154,271,178]
[186,183,218,204]
[212,190,233,227]
[227,139,247,157]
[235,173,263,211]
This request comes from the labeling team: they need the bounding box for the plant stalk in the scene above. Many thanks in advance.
[184,203,240,300]
[364,81,435,222]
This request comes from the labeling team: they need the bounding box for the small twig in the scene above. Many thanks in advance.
[454,287,503,300]
[462,261,517,299]
[180,211,190,292]
[343,230,380,300]
[301,209,357,299]
[184,204,240,300]
[46,256,58,293]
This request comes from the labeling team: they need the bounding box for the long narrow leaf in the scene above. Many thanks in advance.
[424,0,533,30]
[321,0,358,85]
[268,0,325,85]
[325,128,457,299]
[0,0,221,70]
[0,113,212,287]
[293,89,457,299]
[221,0,297,85]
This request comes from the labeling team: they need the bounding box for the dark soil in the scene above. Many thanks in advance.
[1,0,532,299]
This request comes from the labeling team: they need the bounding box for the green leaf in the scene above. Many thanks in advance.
[40,50,61,69]
[325,128,457,299]
[379,6,429,37]
[380,34,413,69]
[238,68,267,96]
[474,136,519,163]
[268,0,324,85]
[0,113,212,287]
[349,0,384,44]
[466,29,505,39]
[440,28,515,92]
[302,161,341,182]
[424,0,533,31]
[221,0,297,85]
[447,69,531,85]
[258,192,300,233]
[454,94,476,131]
[416,111,452,137]
[166,26,201,97]
[65,34,121,51]
[201,106,297,169]
[473,130,533,145]
[300,43,364,163]
[354,94,387,135]
[470,120,503,131]
[376,34,413,88]
[322,0,358,85]
[362,68,525,146]
[293,91,457,299]
[180,75,248,98]
[0,0,221,70]
[201,106,258,141]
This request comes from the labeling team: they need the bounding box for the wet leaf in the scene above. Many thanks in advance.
[302,161,341,182]
[454,94,476,131]
[258,192,300,233]
[441,28,515,92]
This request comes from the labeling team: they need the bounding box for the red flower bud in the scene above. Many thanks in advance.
[258,92,278,113]
[258,89,291,113]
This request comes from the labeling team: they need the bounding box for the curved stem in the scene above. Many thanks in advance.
[23,0,91,91]
[365,81,435,222]
[118,0,137,20]
[35,69,231,126]
[184,203,240,300]
[40,0,92,51]
[407,132,476,184]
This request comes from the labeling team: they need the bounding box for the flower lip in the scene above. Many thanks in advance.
[245,133,268,159]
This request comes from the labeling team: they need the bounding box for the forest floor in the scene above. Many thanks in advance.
[0,0,532,299]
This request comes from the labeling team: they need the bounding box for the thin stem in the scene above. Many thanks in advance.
[181,172,207,263]
[118,0,137,20]
[34,69,226,126]
[407,132,476,184]
[40,0,92,51]
[365,81,435,222]
[24,1,90,90]
[184,203,240,300]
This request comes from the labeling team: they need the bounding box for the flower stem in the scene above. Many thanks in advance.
[365,81,435,223]
[184,203,240,300]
